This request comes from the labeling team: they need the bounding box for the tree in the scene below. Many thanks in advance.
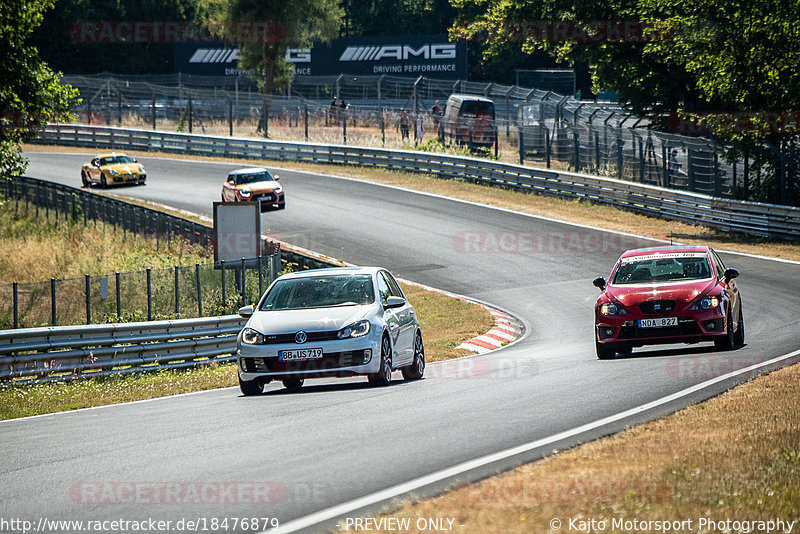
[450,0,800,203]
[198,0,342,135]
[1,0,78,175]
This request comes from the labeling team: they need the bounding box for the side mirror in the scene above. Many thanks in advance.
[273,174,280,181]
[238,305,254,318]
[132,158,138,163]
[724,268,739,282]
[384,296,406,309]
[592,277,606,291]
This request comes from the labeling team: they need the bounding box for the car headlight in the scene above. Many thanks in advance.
[108,169,118,175]
[239,188,252,198]
[274,185,283,193]
[690,295,720,310]
[600,302,626,316]
[338,320,371,339]
[241,327,264,344]
[139,166,146,173]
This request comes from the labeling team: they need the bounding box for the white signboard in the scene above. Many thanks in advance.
[213,202,261,266]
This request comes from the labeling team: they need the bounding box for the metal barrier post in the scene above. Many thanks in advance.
[175,265,180,317]
[304,104,309,141]
[573,132,580,171]
[545,129,551,169]
[221,260,227,304]
[519,127,524,164]
[240,257,246,305]
[51,278,56,326]
[85,274,91,324]
[258,255,263,298]
[617,139,623,180]
[229,98,233,136]
[116,272,121,320]
[343,110,347,144]
[13,282,18,329]
[147,268,153,321]
[152,96,156,130]
[188,97,193,133]
[196,263,203,317]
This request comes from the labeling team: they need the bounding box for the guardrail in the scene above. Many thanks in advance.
[32,124,800,239]
[0,316,245,384]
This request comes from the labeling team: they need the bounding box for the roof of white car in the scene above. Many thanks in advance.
[278,267,383,280]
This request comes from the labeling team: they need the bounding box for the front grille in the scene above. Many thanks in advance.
[241,350,371,373]
[260,330,339,344]
[618,318,701,339]
[639,300,676,315]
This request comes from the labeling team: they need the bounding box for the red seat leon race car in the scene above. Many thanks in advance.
[592,245,744,359]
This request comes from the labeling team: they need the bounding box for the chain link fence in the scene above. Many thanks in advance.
[58,72,795,204]
[0,176,285,329]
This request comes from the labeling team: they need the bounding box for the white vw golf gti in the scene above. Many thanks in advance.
[236,267,425,395]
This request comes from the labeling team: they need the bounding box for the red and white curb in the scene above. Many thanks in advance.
[457,306,524,354]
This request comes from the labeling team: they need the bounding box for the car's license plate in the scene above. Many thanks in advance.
[638,317,678,328]
[279,348,323,361]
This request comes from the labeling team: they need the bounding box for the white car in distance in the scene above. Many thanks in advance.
[236,267,425,395]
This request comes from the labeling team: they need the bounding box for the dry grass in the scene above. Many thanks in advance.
[401,283,493,363]
[0,200,211,284]
[362,364,800,533]
[24,144,800,261]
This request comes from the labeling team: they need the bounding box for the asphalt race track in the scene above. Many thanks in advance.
[3,151,800,533]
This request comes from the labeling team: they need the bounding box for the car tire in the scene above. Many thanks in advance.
[81,171,89,188]
[277,202,285,210]
[369,336,393,386]
[595,332,616,360]
[714,308,736,351]
[402,331,425,380]
[100,174,108,188]
[239,375,263,396]
[282,378,304,391]
[221,193,225,202]
[733,304,745,347]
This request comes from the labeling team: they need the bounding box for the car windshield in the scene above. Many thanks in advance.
[260,274,375,311]
[99,155,135,165]
[233,171,273,185]
[612,254,712,284]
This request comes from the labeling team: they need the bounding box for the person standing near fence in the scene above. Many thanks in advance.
[399,110,410,141]
[430,100,443,139]
[415,112,424,145]
[668,149,681,180]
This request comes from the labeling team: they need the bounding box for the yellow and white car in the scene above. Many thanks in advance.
[81,153,146,187]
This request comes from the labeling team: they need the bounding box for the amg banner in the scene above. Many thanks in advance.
[174,34,467,79]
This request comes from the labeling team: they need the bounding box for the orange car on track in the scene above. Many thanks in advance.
[221,167,285,211]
